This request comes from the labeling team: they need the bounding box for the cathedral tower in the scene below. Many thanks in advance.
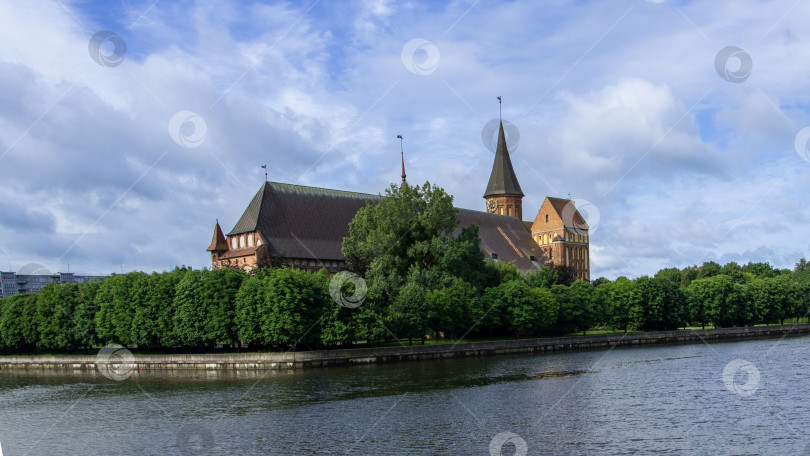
[483,121,524,219]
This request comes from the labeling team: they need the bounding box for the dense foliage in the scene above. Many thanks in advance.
[1,259,809,354]
[1,184,808,353]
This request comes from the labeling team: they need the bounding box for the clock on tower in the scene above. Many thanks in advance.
[487,199,498,213]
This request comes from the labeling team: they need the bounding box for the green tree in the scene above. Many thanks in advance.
[343,182,458,276]
[94,272,146,346]
[524,264,573,289]
[260,268,326,347]
[0,293,39,352]
[131,268,188,348]
[750,275,798,325]
[697,261,722,279]
[680,266,699,288]
[425,278,481,339]
[174,268,247,347]
[591,278,612,328]
[637,275,686,331]
[480,281,557,337]
[173,269,207,347]
[686,274,744,328]
[388,281,428,344]
[37,283,81,351]
[74,282,101,350]
[234,275,266,346]
[551,281,594,335]
[741,262,778,279]
[609,277,641,332]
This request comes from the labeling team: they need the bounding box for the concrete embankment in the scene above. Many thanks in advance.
[1,324,809,374]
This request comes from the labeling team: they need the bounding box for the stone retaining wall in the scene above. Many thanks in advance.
[1,324,808,374]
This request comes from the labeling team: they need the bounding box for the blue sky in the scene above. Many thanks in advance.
[0,0,809,279]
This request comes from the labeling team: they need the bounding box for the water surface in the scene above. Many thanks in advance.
[1,336,808,455]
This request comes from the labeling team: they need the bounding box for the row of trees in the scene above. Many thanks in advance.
[1,182,808,353]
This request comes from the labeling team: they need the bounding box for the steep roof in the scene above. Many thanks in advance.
[456,209,544,273]
[206,221,228,252]
[228,182,380,260]
[224,182,545,270]
[483,121,524,197]
[546,197,588,229]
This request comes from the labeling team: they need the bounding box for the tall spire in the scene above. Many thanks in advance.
[397,135,406,184]
[206,220,228,252]
[483,119,524,197]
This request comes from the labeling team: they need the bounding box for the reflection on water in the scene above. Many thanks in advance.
[1,336,808,455]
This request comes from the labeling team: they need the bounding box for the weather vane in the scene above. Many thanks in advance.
[497,96,502,120]
[261,164,267,181]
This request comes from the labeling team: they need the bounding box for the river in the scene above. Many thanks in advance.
[1,335,809,455]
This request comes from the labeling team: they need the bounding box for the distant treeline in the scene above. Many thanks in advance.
[1,259,810,354]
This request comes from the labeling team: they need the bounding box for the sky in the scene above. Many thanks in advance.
[0,0,809,280]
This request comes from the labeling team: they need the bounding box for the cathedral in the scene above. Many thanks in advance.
[207,122,591,280]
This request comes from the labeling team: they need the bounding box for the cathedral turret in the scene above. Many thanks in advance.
[206,220,229,253]
[484,120,524,219]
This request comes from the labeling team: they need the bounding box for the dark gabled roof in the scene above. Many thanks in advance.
[456,209,545,274]
[224,182,546,270]
[546,197,588,229]
[483,121,524,197]
[228,182,380,260]
[206,221,228,252]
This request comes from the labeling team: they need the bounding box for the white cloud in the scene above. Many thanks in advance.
[1,0,810,278]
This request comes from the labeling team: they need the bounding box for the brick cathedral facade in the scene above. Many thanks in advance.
[207,121,591,280]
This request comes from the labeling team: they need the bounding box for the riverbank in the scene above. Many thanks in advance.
[1,323,808,374]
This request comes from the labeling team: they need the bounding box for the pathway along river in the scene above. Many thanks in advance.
[2,335,810,455]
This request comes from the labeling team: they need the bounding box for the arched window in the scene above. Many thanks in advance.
[239,235,245,248]
[248,233,254,247]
